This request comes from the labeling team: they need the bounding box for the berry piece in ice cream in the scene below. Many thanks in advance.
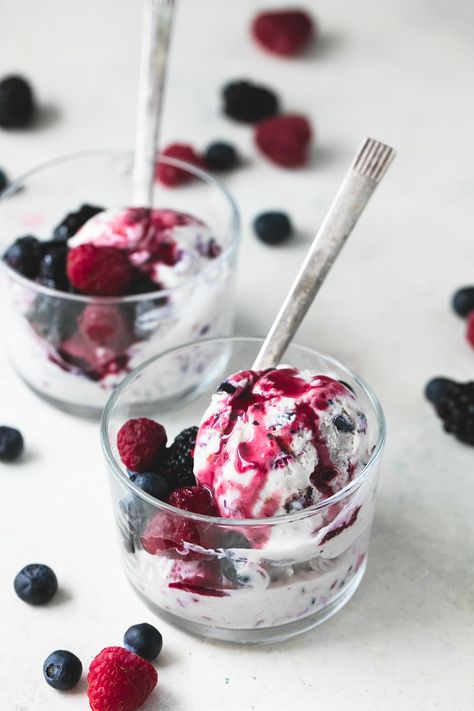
[222,80,279,123]
[255,114,312,168]
[156,143,203,186]
[194,367,370,518]
[87,646,157,711]
[67,243,133,296]
[124,623,163,661]
[14,563,58,605]
[168,485,218,516]
[117,418,167,473]
[252,9,315,56]
[0,75,35,128]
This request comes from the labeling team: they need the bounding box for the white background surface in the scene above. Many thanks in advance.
[1,0,473,709]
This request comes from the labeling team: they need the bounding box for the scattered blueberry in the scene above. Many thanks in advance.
[253,211,293,245]
[204,142,239,171]
[0,168,8,193]
[130,472,170,501]
[222,80,279,123]
[3,235,41,278]
[0,75,35,129]
[425,377,474,445]
[0,426,24,461]
[43,650,82,691]
[53,204,104,241]
[38,242,69,290]
[333,415,354,433]
[452,287,474,318]
[14,563,58,605]
[124,623,163,661]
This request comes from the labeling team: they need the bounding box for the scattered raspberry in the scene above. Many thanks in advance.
[252,9,315,56]
[467,312,474,348]
[168,485,218,516]
[67,244,132,296]
[117,418,167,473]
[222,80,279,123]
[255,114,312,167]
[156,143,203,186]
[87,646,157,711]
[78,304,132,351]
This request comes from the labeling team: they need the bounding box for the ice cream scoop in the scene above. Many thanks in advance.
[194,367,369,519]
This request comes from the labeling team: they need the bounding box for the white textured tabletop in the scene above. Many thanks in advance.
[1,0,473,709]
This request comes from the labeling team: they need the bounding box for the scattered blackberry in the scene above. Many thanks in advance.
[0,168,8,193]
[14,563,58,605]
[27,294,83,345]
[130,472,170,501]
[161,426,198,488]
[254,211,293,245]
[452,286,474,318]
[3,235,41,278]
[222,80,279,123]
[0,426,24,461]
[204,142,239,171]
[425,377,474,445]
[0,76,35,128]
[43,650,82,691]
[38,242,69,290]
[53,203,104,241]
[124,623,163,661]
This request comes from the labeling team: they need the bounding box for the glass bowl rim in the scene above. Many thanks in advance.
[101,336,386,527]
[0,149,240,304]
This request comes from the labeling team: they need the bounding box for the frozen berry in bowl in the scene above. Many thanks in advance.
[53,203,104,242]
[124,622,163,661]
[160,426,198,489]
[0,425,24,461]
[3,235,41,278]
[222,80,279,123]
[254,211,293,244]
[255,113,312,167]
[14,563,58,605]
[0,75,35,128]
[67,243,133,296]
[117,418,167,473]
[204,142,239,171]
[252,9,315,56]
[130,472,171,501]
[88,646,157,711]
[43,650,83,691]
[38,242,69,290]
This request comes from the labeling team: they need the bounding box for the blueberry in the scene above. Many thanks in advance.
[333,415,354,433]
[53,204,104,241]
[3,235,41,278]
[14,564,58,605]
[222,80,279,123]
[27,294,83,345]
[254,211,293,245]
[217,381,236,395]
[204,142,239,171]
[425,377,457,405]
[0,76,35,129]
[0,426,24,461]
[0,168,8,193]
[220,558,252,587]
[43,650,82,691]
[124,623,163,661]
[130,472,170,501]
[452,287,474,318]
[38,242,69,290]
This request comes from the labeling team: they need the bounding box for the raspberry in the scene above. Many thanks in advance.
[67,243,132,296]
[160,426,198,488]
[222,80,279,123]
[467,312,474,348]
[87,646,157,711]
[255,114,312,167]
[425,377,474,445]
[252,9,314,56]
[156,143,203,186]
[78,304,132,351]
[117,418,167,473]
[168,485,218,516]
[168,560,224,597]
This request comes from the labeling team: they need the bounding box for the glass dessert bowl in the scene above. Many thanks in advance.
[101,337,385,644]
[0,151,240,417]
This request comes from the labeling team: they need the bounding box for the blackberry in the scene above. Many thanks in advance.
[204,142,239,171]
[53,203,104,241]
[0,168,8,193]
[14,563,58,605]
[254,211,293,245]
[38,241,69,290]
[0,76,35,128]
[0,426,24,461]
[3,235,41,278]
[426,377,474,445]
[222,80,279,123]
[124,623,163,661]
[452,286,474,318]
[161,426,198,489]
[27,294,83,345]
[43,650,82,691]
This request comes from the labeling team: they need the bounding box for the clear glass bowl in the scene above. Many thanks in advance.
[0,151,240,417]
[101,337,385,644]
